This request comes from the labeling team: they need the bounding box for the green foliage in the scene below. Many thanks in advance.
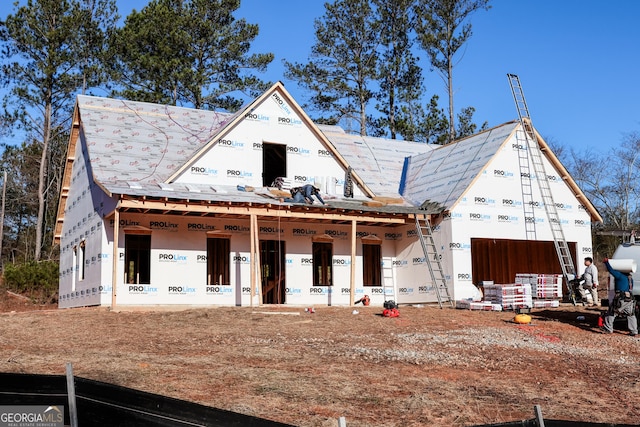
[286,0,488,142]
[415,0,491,142]
[109,0,274,111]
[456,106,488,139]
[3,260,59,303]
[371,0,424,139]
[284,0,379,135]
[0,0,117,261]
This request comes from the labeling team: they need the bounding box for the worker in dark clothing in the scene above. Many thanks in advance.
[301,184,325,205]
[602,259,638,336]
[283,184,325,205]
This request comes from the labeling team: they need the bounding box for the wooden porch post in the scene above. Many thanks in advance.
[111,205,119,310]
[350,219,356,306]
[250,214,256,307]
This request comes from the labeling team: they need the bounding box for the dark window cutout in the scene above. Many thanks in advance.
[313,242,332,286]
[363,243,382,286]
[207,238,230,285]
[79,241,86,281]
[125,234,151,285]
[262,142,287,187]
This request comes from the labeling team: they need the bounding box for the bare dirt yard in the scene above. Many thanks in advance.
[1,290,639,427]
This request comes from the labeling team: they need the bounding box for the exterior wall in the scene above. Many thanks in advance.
[174,90,363,198]
[441,132,593,300]
[393,220,454,305]
[59,133,116,308]
[68,213,405,308]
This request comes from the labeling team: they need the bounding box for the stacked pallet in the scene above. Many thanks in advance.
[483,282,533,310]
[455,299,502,311]
[532,299,560,308]
[515,273,563,299]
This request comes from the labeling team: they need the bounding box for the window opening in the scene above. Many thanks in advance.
[207,237,230,285]
[78,241,86,281]
[262,142,287,187]
[363,243,382,286]
[125,234,151,284]
[312,241,333,286]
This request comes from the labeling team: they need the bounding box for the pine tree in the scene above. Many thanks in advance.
[415,0,490,143]
[109,0,274,111]
[284,0,379,136]
[0,0,117,261]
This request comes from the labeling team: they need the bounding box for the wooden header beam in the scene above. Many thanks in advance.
[116,198,412,225]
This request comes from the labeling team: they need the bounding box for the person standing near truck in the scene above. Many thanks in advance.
[602,258,637,336]
[579,257,599,306]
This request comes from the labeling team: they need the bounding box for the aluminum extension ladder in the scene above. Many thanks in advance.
[507,74,578,296]
[415,214,453,308]
[382,257,396,303]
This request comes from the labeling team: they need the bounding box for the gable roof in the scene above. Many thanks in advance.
[401,121,519,211]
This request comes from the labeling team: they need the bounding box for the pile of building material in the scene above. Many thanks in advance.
[455,299,502,311]
[456,274,563,311]
[483,282,533,310]
[515,273,562,308]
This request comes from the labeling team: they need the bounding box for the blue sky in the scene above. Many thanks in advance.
[2,0,639,155]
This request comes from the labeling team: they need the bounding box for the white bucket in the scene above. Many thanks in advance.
[607,258,637,274]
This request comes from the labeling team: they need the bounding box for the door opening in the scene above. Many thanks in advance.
[260,240,286,304]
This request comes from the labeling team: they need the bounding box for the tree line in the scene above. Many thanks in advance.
[0,0,633,285]
[0,0,490,269]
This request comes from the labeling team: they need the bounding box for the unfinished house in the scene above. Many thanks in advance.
[54,82,602,309]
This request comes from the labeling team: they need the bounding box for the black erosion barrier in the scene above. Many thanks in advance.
[0,372,295,427]
[470,404,640,427]
[475,422,639,427]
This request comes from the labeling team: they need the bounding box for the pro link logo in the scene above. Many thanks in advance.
[469,212,491,221]
[168,285,197,295]
[494,169,514,178]
[474,196,495,206]
[217,138,244,148]
[278,116,303,126]
[309,286,332,295]
[226,169,252,178]
[497,214,518,223]
[271,92,292,115]
[244,111,269,122]
[190,166,218,176]
[502,198,522,208]
[287,146,311,156]
[206,285,233,295]
[158,253,187,263]
[128,285,158,295]
[449,242,471,250]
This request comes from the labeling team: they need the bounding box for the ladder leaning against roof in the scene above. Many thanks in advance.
[507,74,578,294]
[415,214,453,308]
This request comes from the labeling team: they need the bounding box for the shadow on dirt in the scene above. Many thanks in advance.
[529,306,634,333]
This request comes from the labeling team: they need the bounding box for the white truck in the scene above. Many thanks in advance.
[610,243,640,299]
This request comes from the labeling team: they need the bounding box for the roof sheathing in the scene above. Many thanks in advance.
[321,128,434,198]
[402,122,519,211]
[77,95,232,186]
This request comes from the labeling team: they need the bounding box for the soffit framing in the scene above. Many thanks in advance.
[112,195,417,228]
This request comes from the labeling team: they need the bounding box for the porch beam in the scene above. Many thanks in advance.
[117,199,409,225]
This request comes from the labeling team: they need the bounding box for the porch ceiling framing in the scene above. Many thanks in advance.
[111,195,413,227]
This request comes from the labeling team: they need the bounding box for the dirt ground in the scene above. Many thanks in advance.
[1,290,639,427]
